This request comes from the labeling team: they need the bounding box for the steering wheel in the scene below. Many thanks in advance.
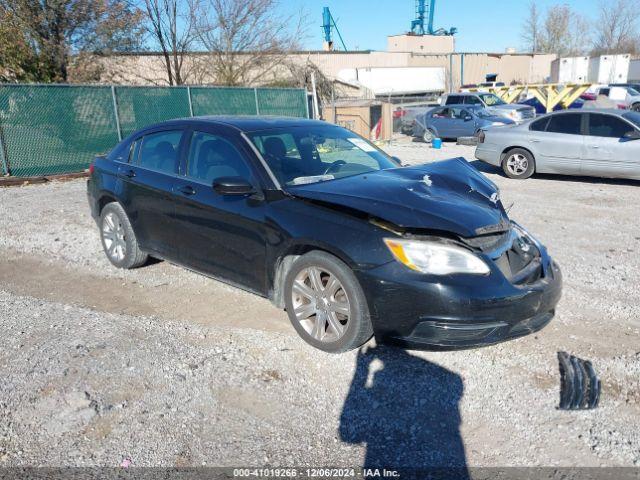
[323,160,347,175]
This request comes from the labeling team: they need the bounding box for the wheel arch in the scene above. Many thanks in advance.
[269,241,356,309]
[500,145,536,165]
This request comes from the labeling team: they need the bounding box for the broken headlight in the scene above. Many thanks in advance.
[383,238,490,275]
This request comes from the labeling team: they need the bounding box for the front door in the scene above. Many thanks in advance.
[582,113,640,179]
[533,112,584,175]
[172,128,268,294]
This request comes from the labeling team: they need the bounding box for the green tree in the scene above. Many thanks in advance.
[0,0,145,82]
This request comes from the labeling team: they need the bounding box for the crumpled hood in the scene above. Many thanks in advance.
[288,158,510,238]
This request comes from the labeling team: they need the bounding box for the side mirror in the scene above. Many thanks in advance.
[623,130,640,140]
[213,176,255,195]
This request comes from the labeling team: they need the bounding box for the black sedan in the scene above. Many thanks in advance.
[87,116,562,353]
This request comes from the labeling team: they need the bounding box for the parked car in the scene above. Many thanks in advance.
[595,86,640,111]
[395,104,438,135]
[413,105,515,142]
[442,92,536,123]
[475,109,640,180]
[88,116,562,353]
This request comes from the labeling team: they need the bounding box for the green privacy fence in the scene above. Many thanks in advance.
[0,84,309,177]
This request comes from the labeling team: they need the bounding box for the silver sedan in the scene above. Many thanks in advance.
[475,109,640,180]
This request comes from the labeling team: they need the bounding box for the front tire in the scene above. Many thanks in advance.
[100,202,148,269]
[502,148,535,179]
[632,103,640,112]
[284,251,373,353]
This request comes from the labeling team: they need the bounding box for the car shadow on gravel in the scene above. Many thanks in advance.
[339,345,468,476]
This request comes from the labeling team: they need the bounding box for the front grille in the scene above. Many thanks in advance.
[462,228,542,285]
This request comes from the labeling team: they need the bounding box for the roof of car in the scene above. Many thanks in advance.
[154,115,330,132]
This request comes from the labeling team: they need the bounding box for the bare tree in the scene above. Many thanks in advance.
[194,0,304,86]
[521,0,541,52]
[538,4,589,56]
[0,0,145,82]
[592,0,640,55]
[139,0,201,85]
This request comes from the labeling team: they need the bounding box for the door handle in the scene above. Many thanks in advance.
[178,185,196,196]
[589,145,600,149]
[123,169,136,178]
[529,139,541,143]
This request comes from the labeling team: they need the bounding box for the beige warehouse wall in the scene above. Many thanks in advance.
[100,51,557,91]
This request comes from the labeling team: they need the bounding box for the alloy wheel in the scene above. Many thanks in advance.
[506,153,529,176]
[291,267,350,343]
[102,212,127,262]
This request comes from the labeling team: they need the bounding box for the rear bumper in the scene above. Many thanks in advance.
[87,179,100,223]
[356,257,562,350]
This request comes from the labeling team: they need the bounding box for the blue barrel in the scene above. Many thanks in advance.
[432,137,442,149]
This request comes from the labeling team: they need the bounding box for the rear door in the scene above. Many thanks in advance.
[118,128,185,259]
[533,112,584,175]
[172,126,268,294]
[583,113,640,178]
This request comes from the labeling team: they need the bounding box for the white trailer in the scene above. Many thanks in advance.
[550,56,589,83]
[629,59,640,82]
[588,54,631,84]
[337,67,446,96]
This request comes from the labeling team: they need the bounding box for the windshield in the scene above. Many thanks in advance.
[478,93,506,106]
[622,112,640,128]
[247,126,399,187]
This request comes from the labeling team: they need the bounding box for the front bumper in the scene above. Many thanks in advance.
[356,255,562,350]
[474,145,502,166]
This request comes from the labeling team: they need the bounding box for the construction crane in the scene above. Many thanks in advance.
[322,7,347,51]
[410,0,456,36]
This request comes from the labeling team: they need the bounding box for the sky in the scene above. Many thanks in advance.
[277,0,602,53]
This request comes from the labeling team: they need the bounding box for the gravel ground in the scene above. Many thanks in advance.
[0,139,639,469]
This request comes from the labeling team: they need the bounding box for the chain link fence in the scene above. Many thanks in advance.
[0,84,308,177]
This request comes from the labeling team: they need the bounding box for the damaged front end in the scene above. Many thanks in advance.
[287,158,563,349]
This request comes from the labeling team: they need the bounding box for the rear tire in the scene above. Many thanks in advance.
[502,148,535,179]
[632,103,640,112]
[100,202,148,269]
[284,251,373,353]
[423,129,436,143]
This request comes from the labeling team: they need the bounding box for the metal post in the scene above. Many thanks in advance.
[111,86,122,142]
[449,54,454,93]
[187,86,194,117]
[254,88,260,115]
[0,126,9,176]
[460,53,465,87]
[305,91,310,119]
[311,71,320,120]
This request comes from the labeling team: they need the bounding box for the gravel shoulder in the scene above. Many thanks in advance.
[0,140,639,468]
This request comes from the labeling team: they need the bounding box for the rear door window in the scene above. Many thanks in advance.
[445,95,462,105]
[587,114,634,138]
[138,130,183,174]
[546,114,582,135]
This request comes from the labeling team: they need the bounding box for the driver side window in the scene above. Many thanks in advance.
[186,131,251,183]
